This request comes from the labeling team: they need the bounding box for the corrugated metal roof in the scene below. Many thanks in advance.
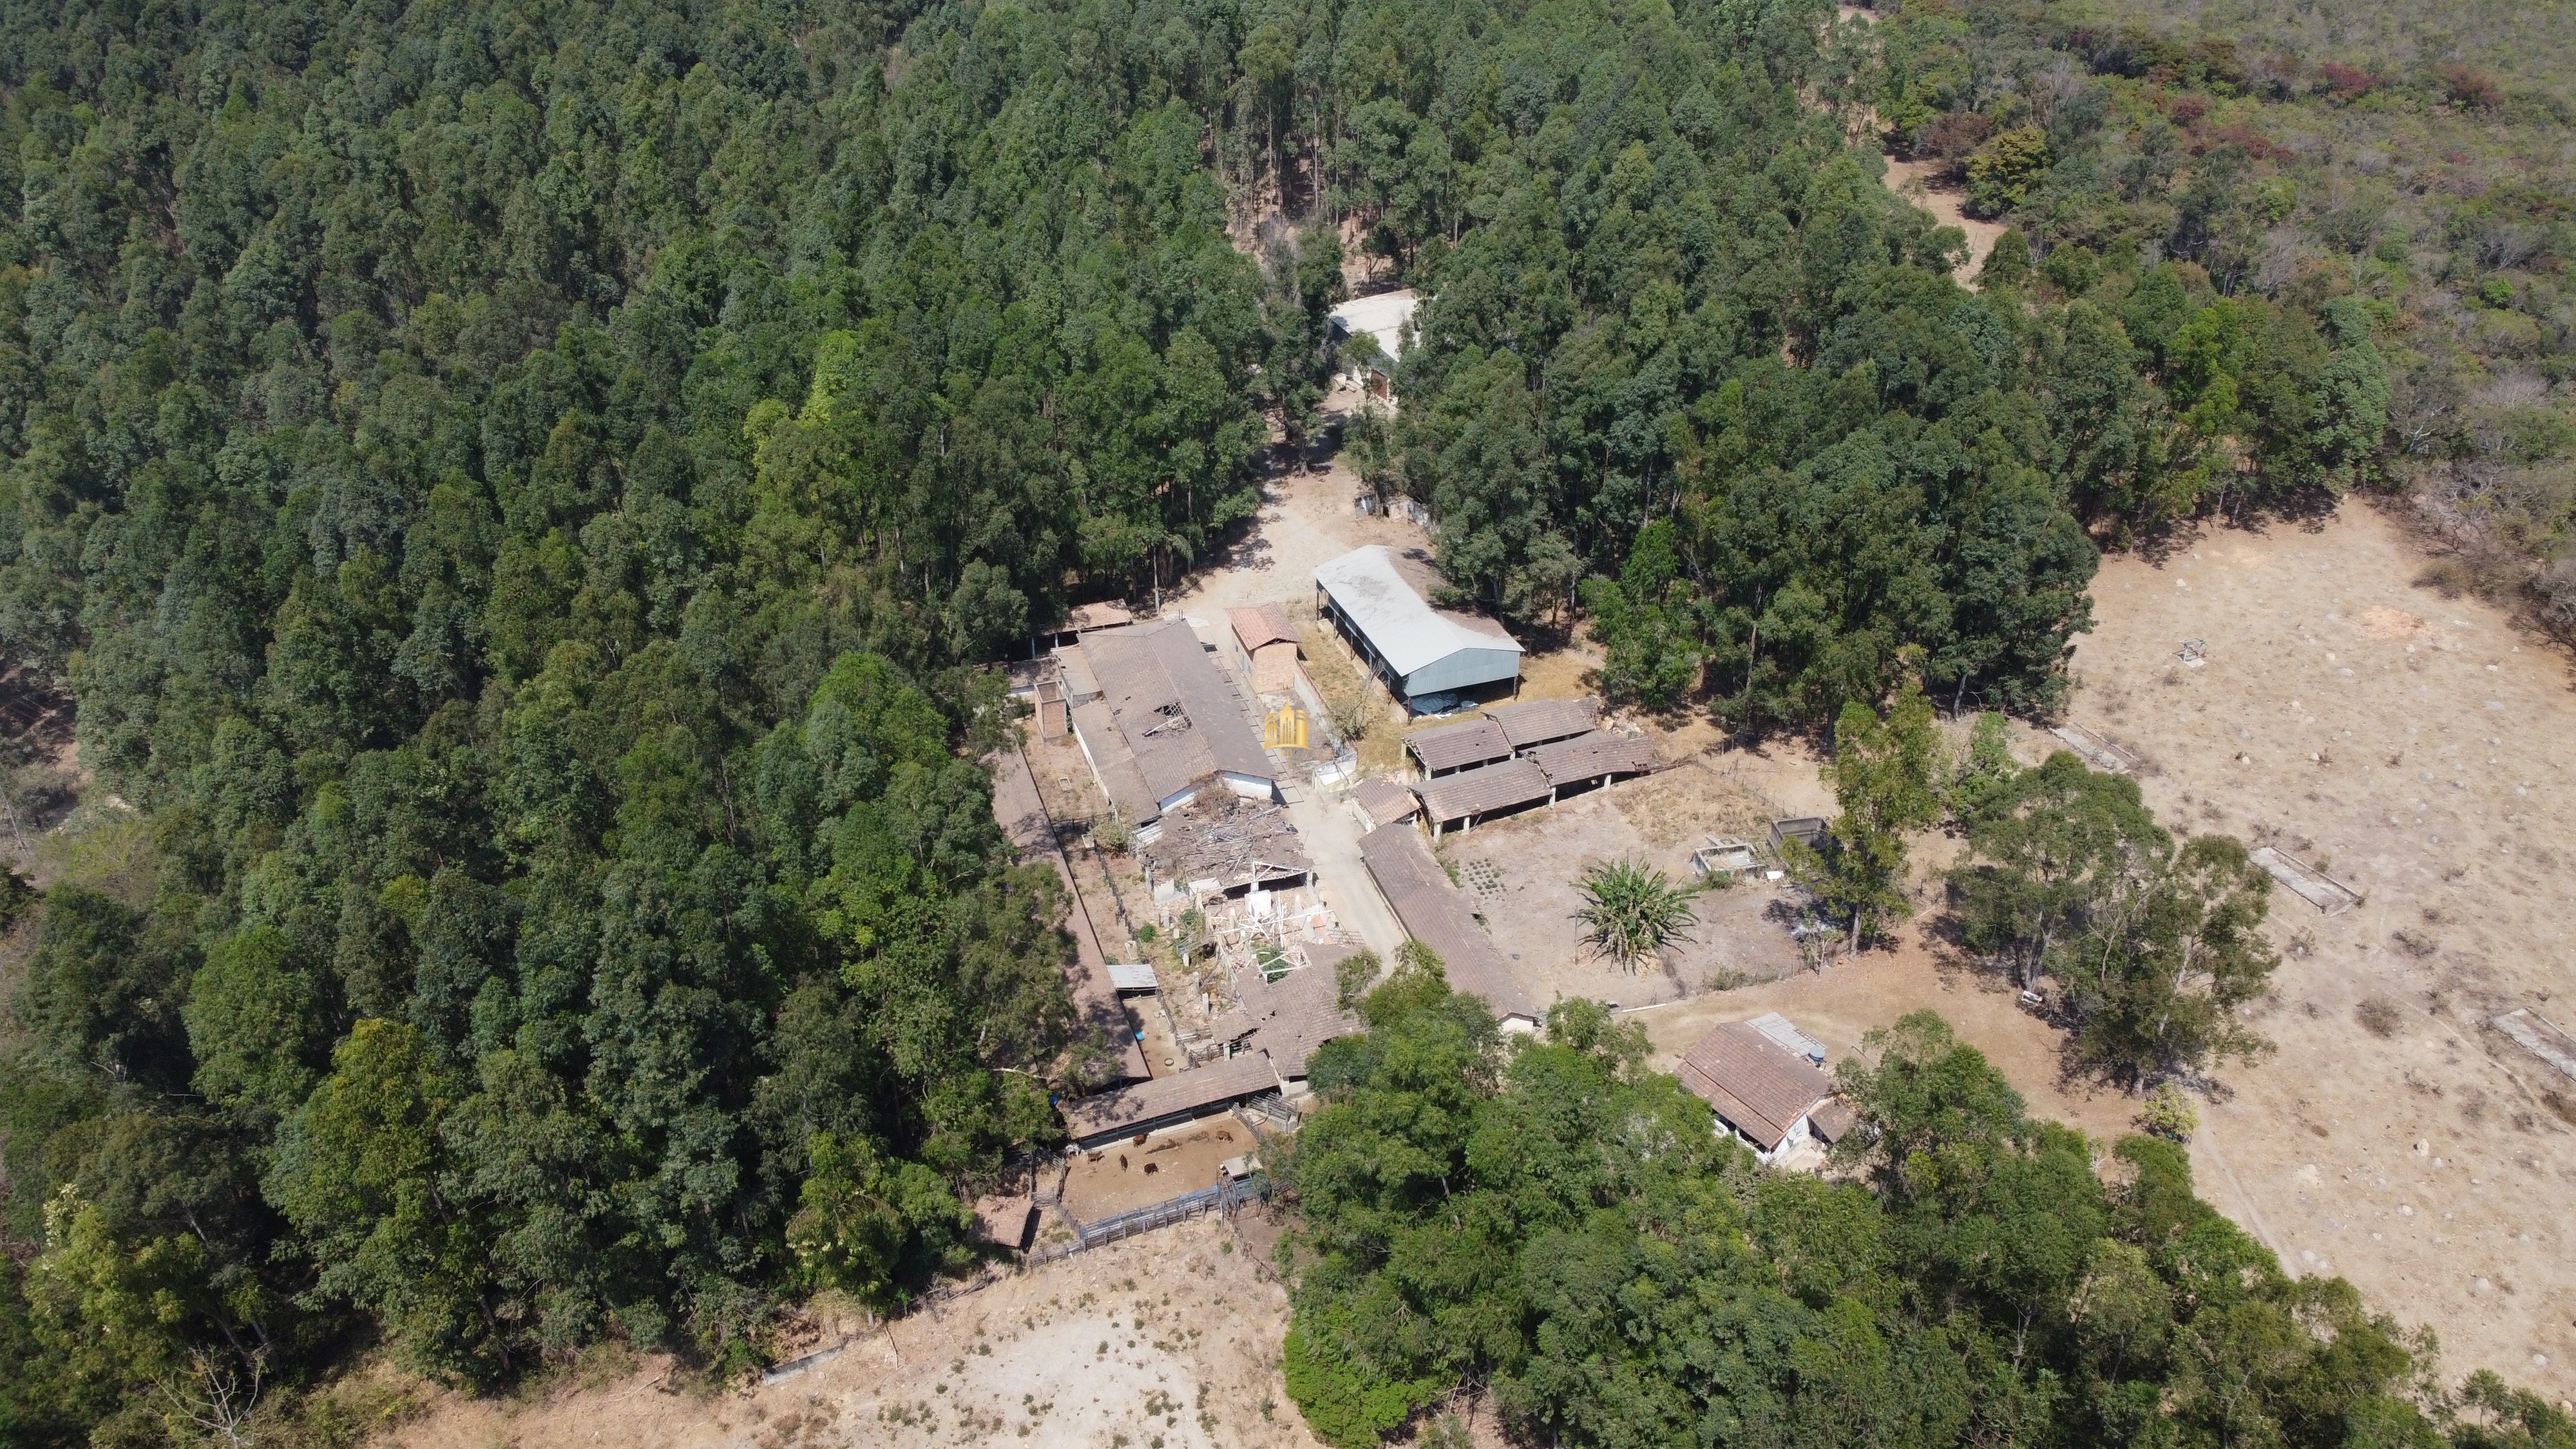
[1314,546,1522,679]
[1357,825,1538,1022]
[1406,717,1512,774]
[1486,697,1597,749]
[1748,1011,1829,1065]
[1078,622,1275,808]
[1677,1021,1834,1151]
[1415,756,1552,823]
[1526,731,1656,787]
[1064,1054,1282,1142]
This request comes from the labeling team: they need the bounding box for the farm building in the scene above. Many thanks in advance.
[1676,1019,1854,1165]
[1062,1053,1286,1148]
[1313,545,1523,714]
[1067,620,1277,838]
[1487,696,1596,750]
[1409,729,1655,837]
[1208,943,1369,1093]
[1227,603,1302,695]
[1327,289,1418,393]
[1404,715,1512,778]
[1358,824,1541,1032]
[1350,777,1420,830]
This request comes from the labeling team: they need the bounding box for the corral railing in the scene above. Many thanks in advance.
[1030,1173,1272,1263]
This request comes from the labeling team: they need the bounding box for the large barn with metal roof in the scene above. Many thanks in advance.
[1312,545,1523,714]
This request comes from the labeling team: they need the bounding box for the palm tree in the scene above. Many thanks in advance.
[1574,860,1699,972]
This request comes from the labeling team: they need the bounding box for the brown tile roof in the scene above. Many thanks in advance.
[1065,601,1134,632]
[1140,791,1310,889]
[1063,1053,1282,1142]
[1415,756,1552,824]
[1352,777,1420,829]
[1358,824,1538,1022]
[1486,697,1597,750]
[1405,717,1513,775]
[1227,603,1300,653]
[1526,730,1657,787]
[1230,944,1366,1078]
[1809,1099,1857,1144]
[1677,1021,1835,1151]
[1076,622,1275,815]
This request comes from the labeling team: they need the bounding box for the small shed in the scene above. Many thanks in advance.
[1227,603,1302,696]
[1525,730,1656,796]
[1413,756,1553,838]
[1314,546,1522,714]
[1351,777,1420,831]
[1106,962,1160,994]
[1405,716,1513,778]
[1768,817,1828,855]
[1487,697,1597,752]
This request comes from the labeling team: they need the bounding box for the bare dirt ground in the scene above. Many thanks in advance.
[1883,159,2005,287]
[1435,755,1815,1009]
[1062,1122,1258,1220]
[384,1217,1321,1449]
[2050,502,2576,1399]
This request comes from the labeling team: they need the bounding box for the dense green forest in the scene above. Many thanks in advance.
[1281,987,2576,1449]
[0,0,2558,1439]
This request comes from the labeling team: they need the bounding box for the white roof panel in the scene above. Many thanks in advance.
[1749,1011,1829,1065]
[1106,962,1160,992]
[1314,546,1522,679]
[1327,290,1418,363]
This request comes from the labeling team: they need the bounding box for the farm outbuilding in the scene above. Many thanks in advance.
[1226,603,1302,696]
[1676,1019,1851,1165]
[1313,545,1522,714]
[1326,289,1418,393]
[1358,824,1541,1032]
[1067,620,1277,838]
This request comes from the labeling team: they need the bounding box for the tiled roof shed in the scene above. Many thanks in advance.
[1677,1021,1837,1153]
[1487,697,1597,750]
[1526,731,1657,790]
[1406,716,1513,777]
[1228,603,1302,695]
[1358,824,1539,1027]
[1352,777,1420,829]
[1413,756,1552,833]
[1231,943,1368,1079]
[1063,1054,1283,1146]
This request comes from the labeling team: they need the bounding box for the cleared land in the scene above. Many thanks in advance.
[2052,503,2575,1398]
[382,1217,1319,1449]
